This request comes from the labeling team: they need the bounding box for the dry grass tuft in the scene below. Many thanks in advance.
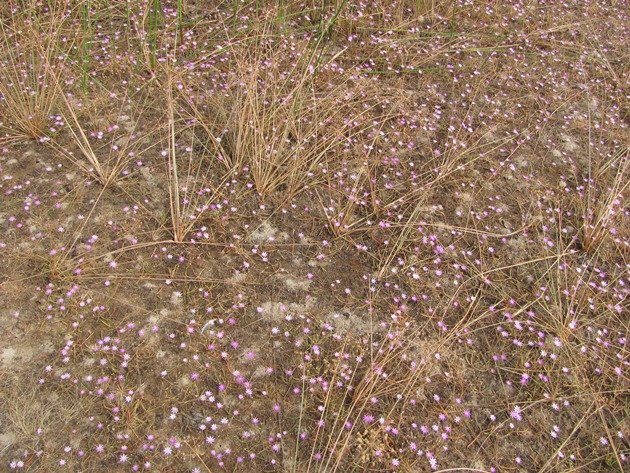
[186,28,375,198]
[0,2,69,144]
[580,147,629,254]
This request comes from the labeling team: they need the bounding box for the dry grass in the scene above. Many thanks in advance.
[580,146,629,254]
[0,1,628,472]
[185,22,379,199]
[47,88,160,187]
[0,2,68,144]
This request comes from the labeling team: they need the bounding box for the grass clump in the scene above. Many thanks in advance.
[0,2,69,144]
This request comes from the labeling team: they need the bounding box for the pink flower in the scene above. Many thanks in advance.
[510,405,522,421]
[362,414,375,424]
